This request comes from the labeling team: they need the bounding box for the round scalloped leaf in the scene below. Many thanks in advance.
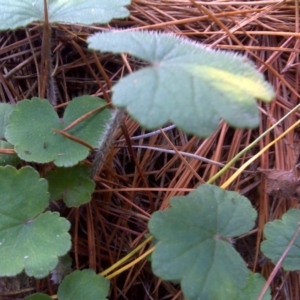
[26,294,53,300]
[58,269,110,300]
[0,141,21,166]
[0,102,14,139]
[236,272,271,300]
[261,209,300,271]
[88,31,275,137]
[46,165,95,207]
[148,184,257,300]
[5,96,111,167]
[0,166,71,278]
[0,0,130,30]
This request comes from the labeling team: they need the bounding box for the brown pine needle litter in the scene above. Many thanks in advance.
[0,0,299,299]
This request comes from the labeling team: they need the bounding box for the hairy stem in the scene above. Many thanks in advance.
[92,108,125,176]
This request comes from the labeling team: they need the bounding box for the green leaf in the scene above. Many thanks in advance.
[236,272,271,300]
[0,103,14,139]
[148,184,257,300]
[261,209,300,271]
[0,166,71,278]
[0,0,130,30]
[5,96,111,167]
[88,31,275,137]
[58,269,110,300]
[26,294,53,300]
[46,164,95,207]
[0,140,21,166]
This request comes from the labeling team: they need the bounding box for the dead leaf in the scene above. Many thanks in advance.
[259,165,300,200]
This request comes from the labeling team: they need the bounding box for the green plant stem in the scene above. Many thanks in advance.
[92,108,125,176]
[207,103,300,184]
[99,235,153,277]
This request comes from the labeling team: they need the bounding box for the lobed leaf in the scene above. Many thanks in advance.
[261,209,300,271]
[0,166,71,278]
[148,184,257,300]
[88,31,275,137]
[0,0,131,30]
[46,164,95,207]
[0,103,14,139]
[5,96,111,167]
[0,104,20,165]
[58,269,110,300]
[236,272,271,300]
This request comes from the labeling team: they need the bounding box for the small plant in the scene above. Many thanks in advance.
[1,1,297,300]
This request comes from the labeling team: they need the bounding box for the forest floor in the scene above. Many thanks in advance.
[0,0,299,299]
